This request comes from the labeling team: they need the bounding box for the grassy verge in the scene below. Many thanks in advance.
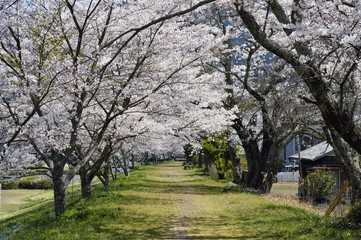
[0,189,53,221]
[0,162,359,239]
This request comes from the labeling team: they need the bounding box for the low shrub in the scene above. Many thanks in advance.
[18,176,53,190]
[1,180,19,189]
[304,170,335,202]
[34,179,53,189]
[18,176,38,189]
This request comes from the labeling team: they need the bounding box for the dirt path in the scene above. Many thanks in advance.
[150,162,305,239]
[167,166,198,239]
[156,162,242,239]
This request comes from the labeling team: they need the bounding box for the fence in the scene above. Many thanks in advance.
[275,172,299,182]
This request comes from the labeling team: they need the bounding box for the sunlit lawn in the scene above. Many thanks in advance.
[0,189,53,221]
[272,182,298,191]
[0,162,359,239]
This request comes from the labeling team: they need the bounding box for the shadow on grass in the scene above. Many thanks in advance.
[167,214,305,239]
[115,180,224,196]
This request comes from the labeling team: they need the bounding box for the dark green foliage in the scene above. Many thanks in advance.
[201,133,232,180]
[27,178,53,189]
[4,176,54,190]
[183,143,194,162]
[304,171,335,200]
[1,180,19,189]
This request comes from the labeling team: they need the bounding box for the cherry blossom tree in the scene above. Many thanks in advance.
[204,3,313,192]
[0,0,221,215]
[220,0,361,201]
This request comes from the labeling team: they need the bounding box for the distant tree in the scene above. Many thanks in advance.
[183,143,194,163]
[202,133,233,180]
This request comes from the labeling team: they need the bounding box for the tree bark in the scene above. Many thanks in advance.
[242,139,265,190]
[233,118,272,192]
[325,128,361,203]
[79,166,94,199]
[198,149,203,168]
[204,156,211,173]
[52,161,67,216]
[227,140,242,184]
[130,154,135,169]
[113,161,117,179]
[123,163,129,176]
[103,163,110,191]
[121,151,129,177]
[79,144,113,197]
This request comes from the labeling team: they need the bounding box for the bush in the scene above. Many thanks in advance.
[304,170,335,202]
[18,176,38,189]
[239,154,247,169]
[202,134,233,180]
[35,179,53,189]
[18,176,53,189]
[1,180,19,189]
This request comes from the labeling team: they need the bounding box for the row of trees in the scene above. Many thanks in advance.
[222,0,361,204]
[0,0,231,215]
[185,0,361,206]
[1,0,361,217]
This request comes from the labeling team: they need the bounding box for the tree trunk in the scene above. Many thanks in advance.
[227,141,242,184]
[114,163,117,179]
[79,167,93,199]
[130,154,135,169]
[81,176,92,199]
[344,156,361,204]
[52,161,67,216]
[198,149,203,168]
[233,117,274,192]
[325,128,361,203]
[232,163,242,184]
[143,152,149,165]
[242,139,264,189]
[110,162,116,180]
[103,165,110,190]
[264,159,279,194]
[265,143,287,193]
[243,139,273,192]
[123,160,129,176]
[79,144,112,197]
[233,119,264,190]
[95,160,111,191]
[204,157,211,173]
[120,151,129,177]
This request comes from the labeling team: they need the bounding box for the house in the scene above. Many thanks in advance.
[289,141,348,197]
[280,135,322,167]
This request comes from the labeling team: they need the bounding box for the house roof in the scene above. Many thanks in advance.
[289,141,334,161]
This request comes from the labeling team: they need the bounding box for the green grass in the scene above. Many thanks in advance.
[272,182,298,191]
[0,162,360,239]
[0,189,53,220]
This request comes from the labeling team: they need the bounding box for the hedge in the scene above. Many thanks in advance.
[1,176,53,190]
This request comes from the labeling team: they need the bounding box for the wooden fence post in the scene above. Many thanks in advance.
[325,180,350,216]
